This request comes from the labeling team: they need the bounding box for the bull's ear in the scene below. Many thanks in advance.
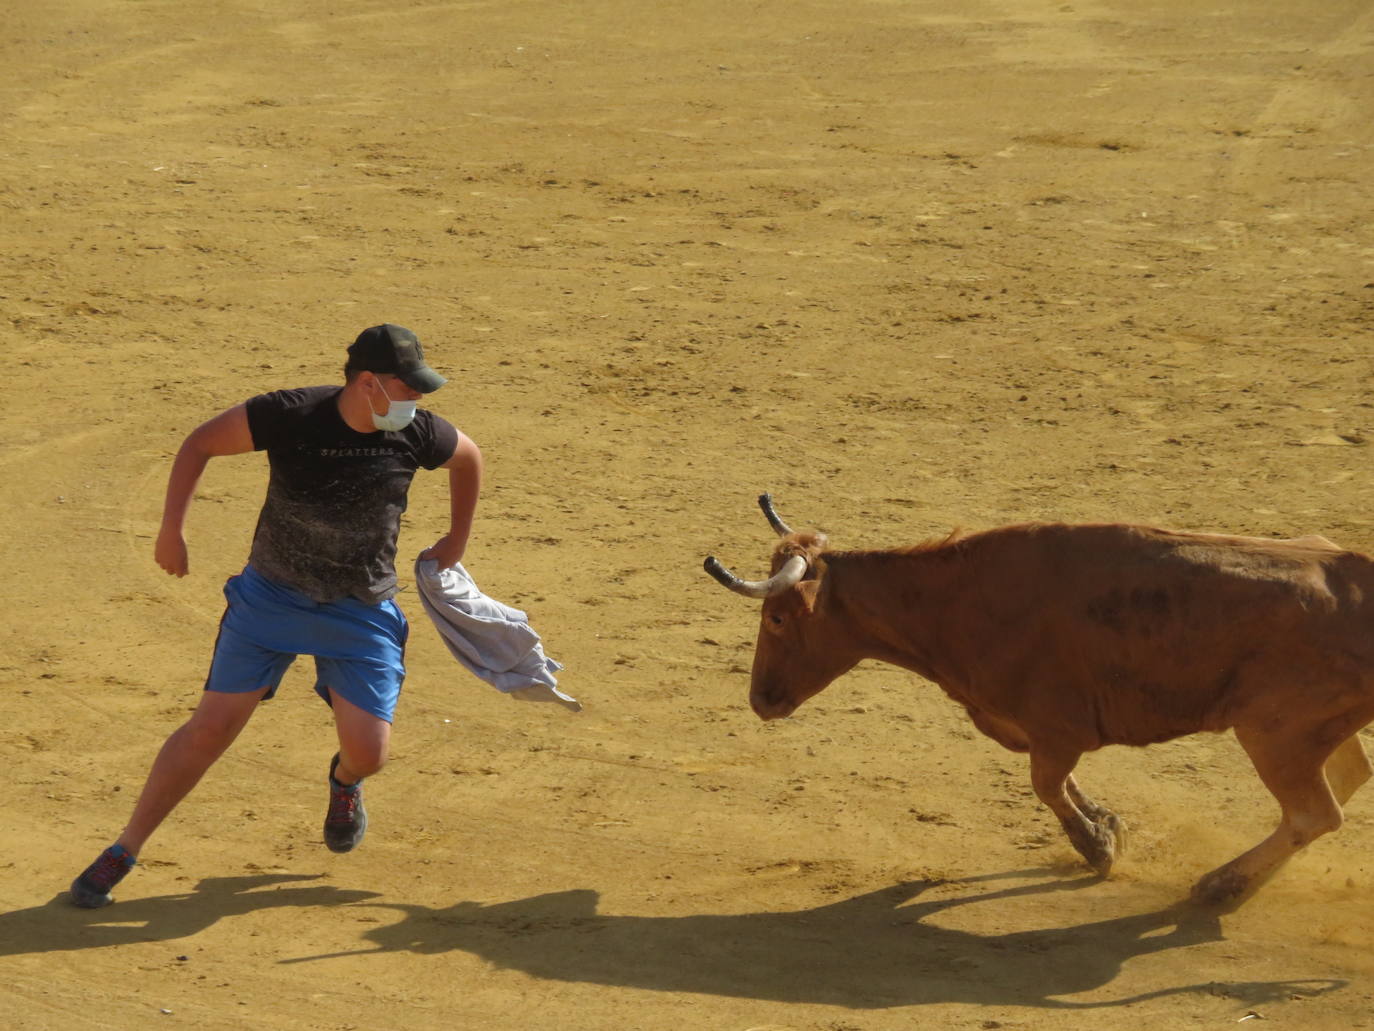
[807,556,832,606]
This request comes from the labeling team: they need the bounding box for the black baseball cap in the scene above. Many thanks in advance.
[347,324,447,393]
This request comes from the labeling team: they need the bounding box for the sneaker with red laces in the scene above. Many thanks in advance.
[324,753,367,853]
[70,844,136,908]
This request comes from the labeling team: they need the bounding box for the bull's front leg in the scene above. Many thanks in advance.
[1029,750,1126,875]
[1067,773,1129,857]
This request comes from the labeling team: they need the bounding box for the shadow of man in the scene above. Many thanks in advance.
[0,874,381,956]
[281,870,1343,1010]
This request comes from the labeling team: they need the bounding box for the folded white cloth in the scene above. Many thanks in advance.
[413,556,580,712]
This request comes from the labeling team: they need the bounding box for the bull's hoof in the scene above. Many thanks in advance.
[1104,813,1128,858]
[1191,866,1249,908]
[1076,813,1127,876]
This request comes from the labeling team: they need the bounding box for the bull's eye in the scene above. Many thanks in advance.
[769,613,784,627]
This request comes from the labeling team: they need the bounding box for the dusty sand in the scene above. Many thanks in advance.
[4,1,1374,1028]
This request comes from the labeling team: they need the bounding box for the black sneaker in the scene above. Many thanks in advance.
[70,844,136,908]
[324,753,367,853]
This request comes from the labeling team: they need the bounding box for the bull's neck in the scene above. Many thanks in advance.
[822,548,956,683]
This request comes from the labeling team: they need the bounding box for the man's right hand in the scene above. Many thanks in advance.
[153,402,254,578]
[155,528,190,577]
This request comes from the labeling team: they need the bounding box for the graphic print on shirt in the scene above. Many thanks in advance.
[244,386,458,604]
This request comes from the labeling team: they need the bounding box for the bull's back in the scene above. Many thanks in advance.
[934,523,1374,748]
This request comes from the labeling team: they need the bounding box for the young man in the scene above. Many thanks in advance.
[69,324,482,908]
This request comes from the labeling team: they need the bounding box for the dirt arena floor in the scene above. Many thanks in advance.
[5,1,1374,1028]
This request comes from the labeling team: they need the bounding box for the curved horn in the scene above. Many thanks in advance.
[703,554,808,599]
[757,493,794,536]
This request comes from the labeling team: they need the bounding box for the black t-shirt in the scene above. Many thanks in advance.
[244,385,459,604]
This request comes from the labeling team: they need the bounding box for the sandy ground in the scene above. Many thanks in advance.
[4,0,1374,1028]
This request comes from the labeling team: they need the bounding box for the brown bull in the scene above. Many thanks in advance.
[704,494,1374,906]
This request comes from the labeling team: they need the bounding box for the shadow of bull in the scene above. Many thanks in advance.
[280,871,1343,1010]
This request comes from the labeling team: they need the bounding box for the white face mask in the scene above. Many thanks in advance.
[369,379,419,432]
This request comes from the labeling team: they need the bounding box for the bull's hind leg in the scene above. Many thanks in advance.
[1029,749,1125,875]
[1324,733,1372,805]
[1191,725,1345,907]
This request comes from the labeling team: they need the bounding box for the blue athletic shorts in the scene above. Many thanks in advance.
[204,564,408,722]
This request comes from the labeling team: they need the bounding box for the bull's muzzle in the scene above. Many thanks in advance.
[750,687,797,721]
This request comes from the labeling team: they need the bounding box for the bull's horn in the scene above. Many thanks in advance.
[758,493,794,536]
[703,554,808,599]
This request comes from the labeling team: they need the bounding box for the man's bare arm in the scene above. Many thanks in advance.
[421,432,483,569]
[155,404,256,577]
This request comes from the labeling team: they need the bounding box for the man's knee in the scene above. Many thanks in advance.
[343,748,388,779]
[328,689,391,779]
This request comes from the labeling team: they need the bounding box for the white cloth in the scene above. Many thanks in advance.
[413,556,580,712]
